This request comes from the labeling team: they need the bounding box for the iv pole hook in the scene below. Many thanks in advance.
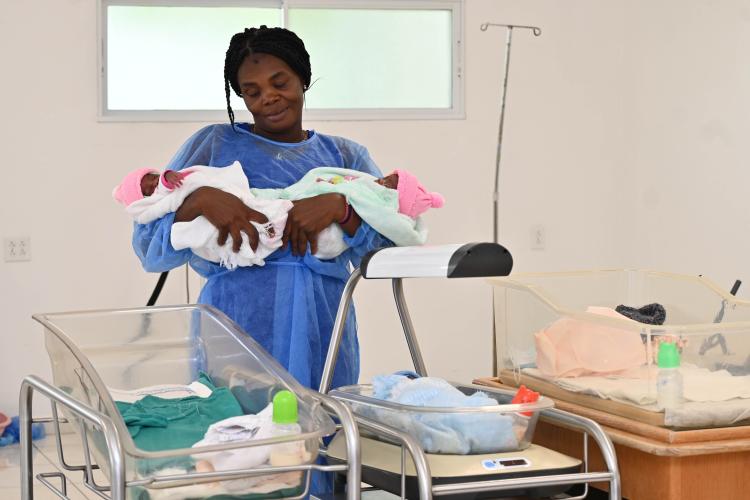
[480,23,542,36]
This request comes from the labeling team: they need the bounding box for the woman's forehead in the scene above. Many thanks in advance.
[238,53,295,84]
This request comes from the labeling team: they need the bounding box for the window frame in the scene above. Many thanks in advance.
[97,0,464,122]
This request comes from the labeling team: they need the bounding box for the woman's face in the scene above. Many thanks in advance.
[237,53,305,142]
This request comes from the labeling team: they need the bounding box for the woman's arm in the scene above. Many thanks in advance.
[176,187,269,252]
[132,125,269,271]
[133,213,191,273]
[132,126,215,272]
[282,141,396,257]
[135,186,271,272]
[282,193,352,256]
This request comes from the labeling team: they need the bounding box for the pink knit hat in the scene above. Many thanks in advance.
[393,169,445,219]
[112,168,159,206]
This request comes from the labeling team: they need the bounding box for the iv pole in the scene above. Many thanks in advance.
[481,22,541,376]
[480,22,542,244]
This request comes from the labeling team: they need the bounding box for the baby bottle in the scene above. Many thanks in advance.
[269,390,305,466]
[656,342,683,409]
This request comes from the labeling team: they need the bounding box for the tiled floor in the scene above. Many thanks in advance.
[1,432,101,499]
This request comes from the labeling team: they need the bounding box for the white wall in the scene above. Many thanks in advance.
[625,0,750,295]
[0,0,630,414]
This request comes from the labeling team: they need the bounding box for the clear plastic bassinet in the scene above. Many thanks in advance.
[330,382,553,455]
[32,304,338,499]
[490,269,750,429]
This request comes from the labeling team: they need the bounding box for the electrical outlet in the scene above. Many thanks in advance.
[4,237,31,262]
[530,225,545,250]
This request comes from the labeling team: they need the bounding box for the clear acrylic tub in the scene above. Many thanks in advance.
[490,269,750,428]
[34,305,336,499]
[329,383,553,455]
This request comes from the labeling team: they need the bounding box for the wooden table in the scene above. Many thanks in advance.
[474,377,750,500]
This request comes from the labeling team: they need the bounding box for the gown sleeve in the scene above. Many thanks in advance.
[336,140,396,266]
[132,126,217,272]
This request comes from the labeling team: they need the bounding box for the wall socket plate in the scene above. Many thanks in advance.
[530,225,546,250]
[4,237,31,262]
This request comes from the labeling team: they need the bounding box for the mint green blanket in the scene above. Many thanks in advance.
[250,167,426,246]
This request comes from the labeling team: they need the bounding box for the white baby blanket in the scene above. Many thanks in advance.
[191,403,275,471]
[126,162,292,269]
[524,366,750,427]
[108,382,213,404]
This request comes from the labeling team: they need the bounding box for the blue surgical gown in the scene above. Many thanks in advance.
[133,123,393,391]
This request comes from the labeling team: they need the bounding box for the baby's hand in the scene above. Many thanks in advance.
[164,170,186,188]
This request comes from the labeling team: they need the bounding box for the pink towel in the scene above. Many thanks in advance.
[535,307,647,378]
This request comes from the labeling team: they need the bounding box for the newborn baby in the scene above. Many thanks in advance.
[113,163,290,269]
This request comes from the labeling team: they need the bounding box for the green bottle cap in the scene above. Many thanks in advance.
[272,390,298,424]
[657,342,681,369]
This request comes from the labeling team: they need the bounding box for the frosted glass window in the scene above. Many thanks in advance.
[288,8,453,109]
[101,2,462,120]
[106,6,281,110]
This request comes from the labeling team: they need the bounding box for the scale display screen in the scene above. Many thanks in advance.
[481,457,531,470]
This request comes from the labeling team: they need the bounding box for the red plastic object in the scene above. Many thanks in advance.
[511,385,540,417]
[0,413,10,435]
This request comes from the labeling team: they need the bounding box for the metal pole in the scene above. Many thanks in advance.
[320,268,362,394]
[19,376,126,500]
[316,395,361,500]
[354,415,433,499]
[479,22,541,242]
[493,26,513,244]
[431,472,615,496]
[393,278,428,376]
[19,378,34,499]
[481,20,541,380]
[542,408,621,499]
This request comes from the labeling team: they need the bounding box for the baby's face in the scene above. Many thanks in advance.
[140,173,160,197]
[376,173,399,190]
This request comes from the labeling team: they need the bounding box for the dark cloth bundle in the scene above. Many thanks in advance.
[615,303,666,325]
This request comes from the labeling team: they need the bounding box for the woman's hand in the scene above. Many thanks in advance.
[283,193,347,256]
[175,187,269,252]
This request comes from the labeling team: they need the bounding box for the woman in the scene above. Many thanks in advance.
[134,26,392,391]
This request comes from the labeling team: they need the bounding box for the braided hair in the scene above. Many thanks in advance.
[223,25,311,129]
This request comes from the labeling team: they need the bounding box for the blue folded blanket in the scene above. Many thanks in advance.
[368,374,519,454]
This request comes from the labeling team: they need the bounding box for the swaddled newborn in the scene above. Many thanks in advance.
[249,166,443,258]
[113,162,291,269]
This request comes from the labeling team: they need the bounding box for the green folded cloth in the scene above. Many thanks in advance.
[115,373,243,452]
[116,375,303,497]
